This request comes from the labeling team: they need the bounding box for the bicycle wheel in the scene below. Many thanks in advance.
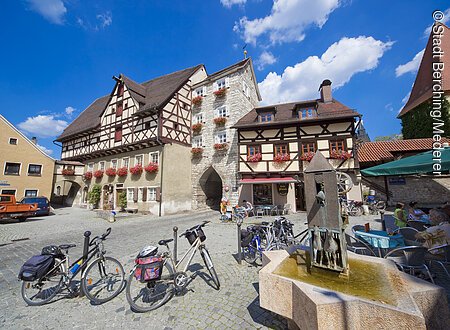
[126,261,175,312]
[21,262,63,306]
[200,248,220,290]
[81,256,125,304]
[242,245,257,264]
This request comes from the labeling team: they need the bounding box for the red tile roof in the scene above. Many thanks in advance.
[357,138,450,163]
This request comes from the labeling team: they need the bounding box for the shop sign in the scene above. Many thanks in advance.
[388,178,406,185]
[277,183,289,196]
[0,180,10,186]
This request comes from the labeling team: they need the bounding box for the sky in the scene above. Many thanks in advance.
[1,0,449,158]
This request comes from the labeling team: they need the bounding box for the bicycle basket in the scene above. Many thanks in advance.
[18,255,55,281]
[134,256,163,282]
[186,228,206,245]
[41,245,64,258]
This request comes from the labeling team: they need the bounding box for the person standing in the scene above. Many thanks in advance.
[394,203,408,228]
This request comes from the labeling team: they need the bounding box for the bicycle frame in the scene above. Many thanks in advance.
[165,236,203,274]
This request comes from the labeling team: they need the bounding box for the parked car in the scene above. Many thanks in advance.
[0,195,38,222]
[20,197,50,216]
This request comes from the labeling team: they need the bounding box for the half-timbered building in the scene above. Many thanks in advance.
[233,80,362,212]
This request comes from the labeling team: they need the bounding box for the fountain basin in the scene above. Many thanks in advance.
[260,250,449,330]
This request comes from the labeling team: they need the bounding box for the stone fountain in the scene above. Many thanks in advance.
[259,153,449,329]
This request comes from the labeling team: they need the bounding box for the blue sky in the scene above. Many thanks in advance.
[1,0,448,157]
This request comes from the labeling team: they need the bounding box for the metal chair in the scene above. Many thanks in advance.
[255,207,265,218]
[269,205,279,216]
[282,204,291,215]
[384,246,434,284]
[426,244,450,279]
[407,220,428,232]
[398,227,422,246]
[351,225,365,234]
[345,233,377,257]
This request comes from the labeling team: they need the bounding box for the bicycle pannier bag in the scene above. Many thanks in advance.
[41,245,64,258]
[18,255,55,281]
[241,229,253,247]
[186,228,207,245]
[134,256,163,282]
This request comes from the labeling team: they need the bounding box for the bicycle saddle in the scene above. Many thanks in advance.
[59,244,76,250]
[158,239,174,246]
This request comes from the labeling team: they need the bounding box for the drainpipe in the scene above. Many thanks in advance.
[154,104,165,217]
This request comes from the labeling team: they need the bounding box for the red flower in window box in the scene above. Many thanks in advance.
[192,96,203,106]
[300,152,315,162]
[214,143,229,151]
[62,168,75,176]
[105,168,116,177]
[144,162,159,173]
[213,117,227,126]
[330,150,352,160]
[191,147,204,157]
[117,167,128,177]
[213,88,227,97]
[83,171,93,180]
[93,170,104,179]
[129,164,143,175]
[192,123,203,134]
[273,153,290,163]
[247,153,262,163]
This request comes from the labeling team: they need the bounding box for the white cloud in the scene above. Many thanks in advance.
[258,36,393,104]
[424,8,450,36]
[256,51,277,70]
[97,12,112,28]
[37,144,53,155]
[65,106,76,116]
[18,115,68,138]
[385,103,394,112]
[234,0,341,45]
[27,0,67,25]
[395,49,424,77]
[221,0,247,8]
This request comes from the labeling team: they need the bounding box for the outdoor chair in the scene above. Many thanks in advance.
[345,233,377,257]
[398,227,423,246]
[384,246,434,284]
[407,220,428,232]
[351,225,365,234]
[270,205,279,216]
[282,204,291,215]
[255,207,265,218]
[425,244,450,279]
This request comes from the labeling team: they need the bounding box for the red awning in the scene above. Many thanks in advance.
[239,177,297,184]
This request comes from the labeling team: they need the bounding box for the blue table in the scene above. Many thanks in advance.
[355,230,405,257]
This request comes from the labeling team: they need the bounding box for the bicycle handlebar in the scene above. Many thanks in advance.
[89,227,112,246]
[179,221,210,237]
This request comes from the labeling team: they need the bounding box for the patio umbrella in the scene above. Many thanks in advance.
[361,147,450,176]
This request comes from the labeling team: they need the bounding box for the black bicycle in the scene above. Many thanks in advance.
[20,228,125,306]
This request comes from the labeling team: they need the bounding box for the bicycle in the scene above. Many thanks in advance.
[21,228,125,306]
[126,221,220,312]
[241,224,272,265]
[364,196,386,215]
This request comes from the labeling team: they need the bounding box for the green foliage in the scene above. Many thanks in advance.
[374,134,403,142]
[401,97,450,139]
[118,191,127,210]
[88,184,101,207]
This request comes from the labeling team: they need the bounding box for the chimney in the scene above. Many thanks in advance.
[319,79,332,103]
[31,137,37,145]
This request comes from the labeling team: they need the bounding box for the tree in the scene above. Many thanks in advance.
[88,184,101,208]
[374,134,403,142]
[118,191,127,210]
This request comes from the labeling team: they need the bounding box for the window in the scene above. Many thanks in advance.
[127,188,135,202]
[193,113,203,124]
[118,83,124,97]
[296,107,316,119]
[274,144,288,155]
[149,152,159,164]
[4,162,20,175]
[147,187,157,201]
[195,87,205,97]
[87,163,94,172]
[215,77,227,90]
[99,161,105,171]
[1,190,16,197]
[115,126,122,142]
[301,142,316,154]
[242,81,250,98]
[9,138,17,145]
[116,101,123,117]
[56,186,61,196]
[248,145,261,156]
[192,136,203,148]
[259,113,273,122]
[215,105,228,118]
[25,190,38,198]
[28,164,42,176]
[135,155,143,166]
[215,131,227,144]
[111,159,118,169]
[122,157,129,168]
[329,140,346,152]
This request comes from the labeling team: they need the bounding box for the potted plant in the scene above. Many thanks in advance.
[83,171,93,180]
[117,167,128,177]
[213,88,227,98]
[273,153,290,163]
[213,117,227,126]
[118,191,127,211]
[247,153,262,163]
[88,184,101,209]
[192,123,203,134]
[330,150,352,160]
[130,164,143,175]
[93,170,104,179]
[300,151,315,161]
[214,143,228,151]
[192,96,203,106]
[105,167,116,177]
[62,168,75,176]
[144,162,159,173]
[191,147,204,157]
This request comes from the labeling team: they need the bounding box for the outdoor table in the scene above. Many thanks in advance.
[355,230,405,257]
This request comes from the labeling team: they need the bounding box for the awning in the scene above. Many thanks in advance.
[239,177,297,184]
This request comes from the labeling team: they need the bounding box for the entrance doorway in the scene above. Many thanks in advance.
[295,182,306,211]
[199,167,223,210]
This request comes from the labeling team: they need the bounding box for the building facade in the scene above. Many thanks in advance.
[0,115,55,200]
[233,80,362,212]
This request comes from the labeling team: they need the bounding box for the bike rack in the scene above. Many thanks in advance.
[79,230,91,297]
[237,219,242,265]
[173,226,178,264]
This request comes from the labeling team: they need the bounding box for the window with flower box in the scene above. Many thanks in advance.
[122,157,129,169]
[301,142,316,154]
[195,87,206,97]
[87,163,94,172]
[329,140,346,152]
[214,77,229,91]
[99,162,105,171]
[149,152,159,164]
[274,144,288,156]
[215,131,227,144]
[111,159,118,169]
[192,136,203,148]
[193,113,204,124]
[248,145,261,156]
[215,105,228,118]
[135,155,143,166]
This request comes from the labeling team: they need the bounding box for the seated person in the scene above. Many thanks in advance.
[242,199,253,216]
[394,202,408,228]
[408,201,430,223]
[429,208,450,226]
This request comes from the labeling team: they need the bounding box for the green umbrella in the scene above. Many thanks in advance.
[361,147,450,176]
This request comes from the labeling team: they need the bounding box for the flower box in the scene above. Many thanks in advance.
[105,167,116,177]
[214,143,228,151]
[300,152,315,162]
[192,96,203,106]
[117,167,128,177]
[130,164,143,175]
[83,171,93,180]
[330,150,352,160]
[93,170,104,179]
[144,162,159,173]
[213,88,227,98]
[62,168,75,176]
[192,123,203,134]
[191,147,204,157]
[213,117,227,126]
[273,153,290,163]
[247,153,262,163]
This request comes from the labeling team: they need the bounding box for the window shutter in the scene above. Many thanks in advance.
[156,187,161,202]
[202,86,206,96]
[225,77,230,88]
[213,82,218,92]
[142,188,147,202]
[133,188,138,203]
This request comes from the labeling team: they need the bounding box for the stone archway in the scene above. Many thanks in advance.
[199,167,223,210]
[64,181,81,206]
